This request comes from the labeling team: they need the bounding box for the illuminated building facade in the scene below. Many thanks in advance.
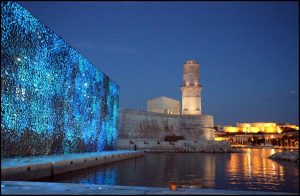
[221,123,299,135]
[223,122,283,134]
[215,122,298,148]
[1,2,119,158]
[181,60,202,115]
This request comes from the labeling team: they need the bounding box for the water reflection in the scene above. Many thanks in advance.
[224,149,289,191]
[39,149,299,193]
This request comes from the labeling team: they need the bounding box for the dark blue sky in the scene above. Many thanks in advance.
[19,1,299,125]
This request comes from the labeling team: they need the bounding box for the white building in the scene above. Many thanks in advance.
[147,96,180,115]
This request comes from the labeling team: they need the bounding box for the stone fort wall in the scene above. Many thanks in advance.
[117,109,216,150]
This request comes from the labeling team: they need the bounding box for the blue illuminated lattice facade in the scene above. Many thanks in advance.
[1,2,119,158]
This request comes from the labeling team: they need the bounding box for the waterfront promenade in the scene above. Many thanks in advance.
[1,181,297,195]
[1,150,143,181]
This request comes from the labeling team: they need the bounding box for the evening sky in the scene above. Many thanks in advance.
[19,1,299,125]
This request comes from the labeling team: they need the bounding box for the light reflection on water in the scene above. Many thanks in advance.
[40,148,299,193]
[224,148,292,192]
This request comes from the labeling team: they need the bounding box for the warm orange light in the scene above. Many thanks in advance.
[277,128,282,133]
[227,122,288,134]
[214,137,224,141]
[249,126,260,133]
[224,122,299,136]
[169,183,177,191]
[224,126,238,133]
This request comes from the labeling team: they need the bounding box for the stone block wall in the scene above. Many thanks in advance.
[117,109,215,149]
[118,109,180,140]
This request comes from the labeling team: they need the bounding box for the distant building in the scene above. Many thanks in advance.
[147,96,180,115]
[223,126,238,133]
[224,122,283,134]
[216,122,299,148]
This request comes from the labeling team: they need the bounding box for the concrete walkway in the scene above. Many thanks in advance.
[1,181,297,195]
[1,150,144,181]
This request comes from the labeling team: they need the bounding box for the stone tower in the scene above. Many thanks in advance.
[181,60,202,115]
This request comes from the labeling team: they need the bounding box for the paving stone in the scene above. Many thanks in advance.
[1,181,297,195]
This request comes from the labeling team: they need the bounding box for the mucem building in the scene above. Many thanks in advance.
[1,2,119,158]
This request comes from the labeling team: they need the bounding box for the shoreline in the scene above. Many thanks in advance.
[1,150,143,181]
[1,181,298,195]
[144,147,242,153]
[231,145,299,150]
